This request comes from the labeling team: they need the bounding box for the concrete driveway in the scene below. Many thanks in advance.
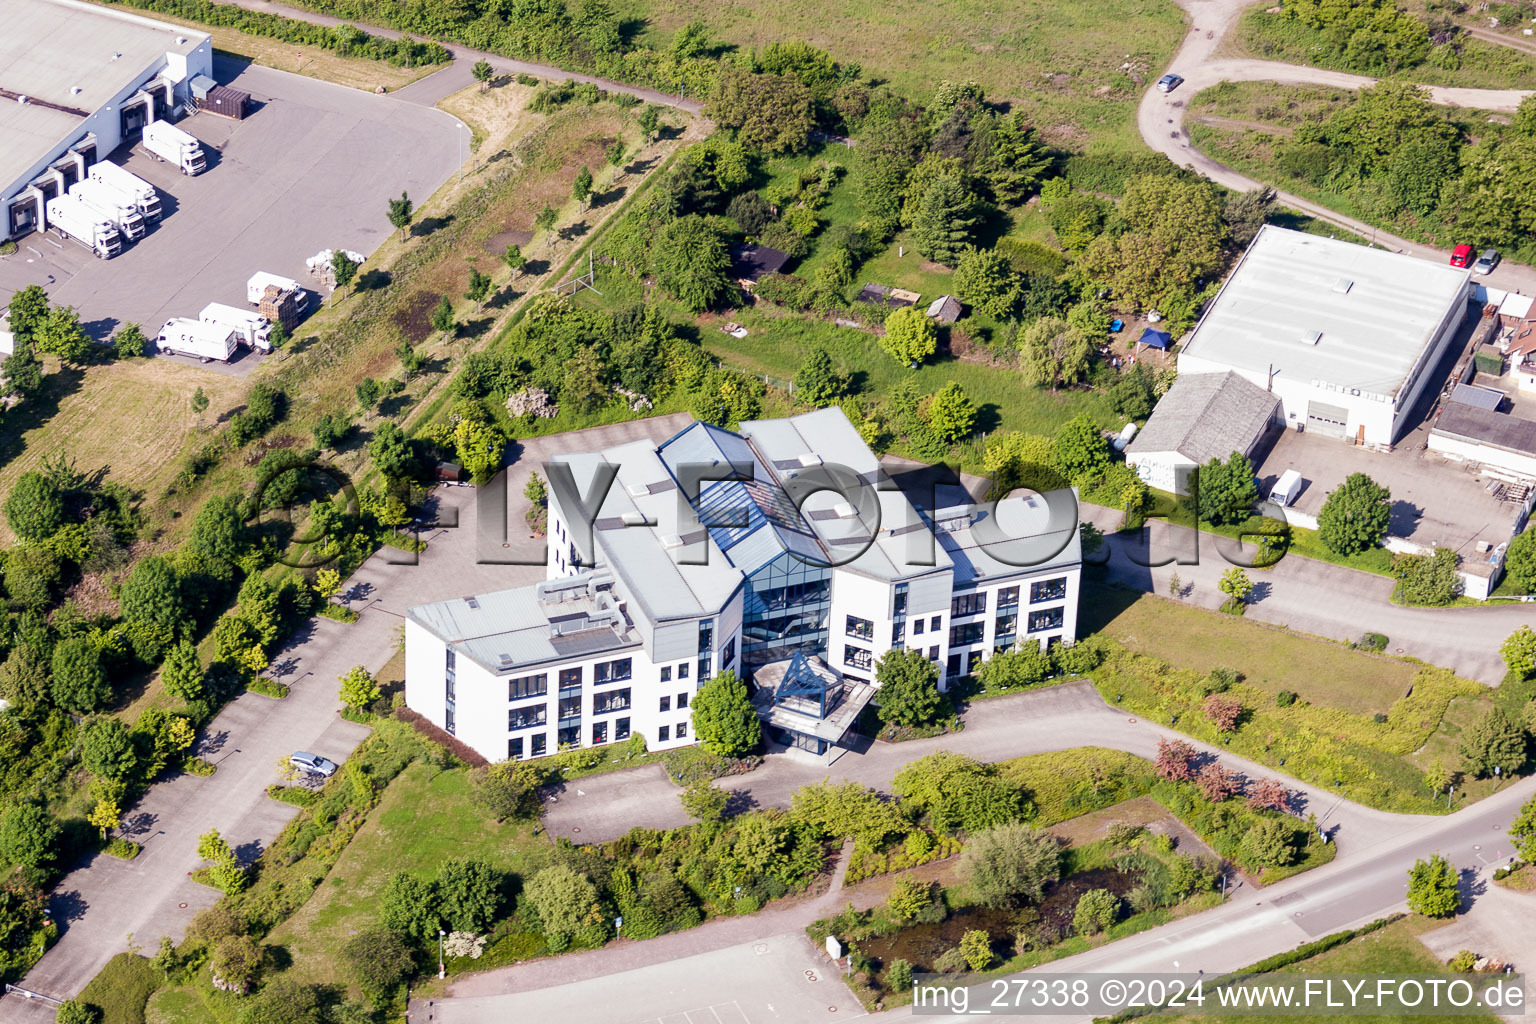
[0,56,464,355]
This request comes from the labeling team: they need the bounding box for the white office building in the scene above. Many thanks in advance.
[1178,226,1473,448]
[3,0,213,242]
[405,408,1082,764]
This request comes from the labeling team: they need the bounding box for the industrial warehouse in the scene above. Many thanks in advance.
[1,0,214,243]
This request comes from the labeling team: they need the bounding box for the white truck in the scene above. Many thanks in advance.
[200,302,272,352]
[1269,469,1304,508]
[86,161,163,222]
[156,317,239,361]
[142,120,207,176]
[246,272,310,315]
[68,179,147,241]
[44,194,122,259]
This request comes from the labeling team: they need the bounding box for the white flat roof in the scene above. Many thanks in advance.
[1,0,207,189]
[1180,225,1470,401]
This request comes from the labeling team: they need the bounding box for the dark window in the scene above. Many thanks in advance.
[594,688,630,714]
[508,673,548,701]
[892,621,905,643]
[894,586,908,616]
[616,717,630,741]
[558,725,581,748]
[723,637,736,667]
[559,667,583,691]
[658,725,670,742]
[994,612,1018,647]
[914,619,925,636]
[445,649,456,701]
[558,695,582,721]
[595,658,632,684]
[843,674,869,685]
[699,619,715,653]
[532,734,547,756]
[592,721,608,745]
[509,706,547,730]
[508,736,524,760]
[1031,577,1068,603]
[679,663,690,679]
[677,722,688,738]
[660,666,672,683]
[660,696,671,712]
[1028,607,1065,633]
[947,652,963,678]
[678,692,689,709]
[930,615,942,631]
[845,615,874,641]
[997,586,1020,610]
[445,705,456,734]
[697,656,711,679]
[844,645,873,671]
[928,646,940,662]
[445,674,455,702]
[950,592,987,618]
[949,622,984,647]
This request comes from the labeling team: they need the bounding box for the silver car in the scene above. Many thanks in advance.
[1156,73,1184,93]
[289,751,339,777]
[1474,249,1499,276]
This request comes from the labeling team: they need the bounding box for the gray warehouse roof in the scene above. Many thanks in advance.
[1433,403,1536,458]
[2,0,207,190]
[1126,371,1281,465]
[1180,225,1470,400]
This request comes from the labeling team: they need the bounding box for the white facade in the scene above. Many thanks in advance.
[406,410,1082,764]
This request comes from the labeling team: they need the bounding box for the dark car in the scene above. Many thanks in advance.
[1156,73,1184,93]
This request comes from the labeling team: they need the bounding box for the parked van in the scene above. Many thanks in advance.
[1269,469,1304,508]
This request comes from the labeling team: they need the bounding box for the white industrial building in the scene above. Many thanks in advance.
[2,0,212,242]
[405,409,1082,764]
[1177,226,1473,448]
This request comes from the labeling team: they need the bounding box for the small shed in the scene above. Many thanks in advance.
[857,283,920,309]
[1135,327,1172,353]
[729,244,790,290]
[203,85,251,120]
[436,461,467,483]
[1125,371,1282,495]
[926,294,961,324]
[1450,383,1504,412]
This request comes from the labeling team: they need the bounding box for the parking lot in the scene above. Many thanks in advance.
[0,56,464,372]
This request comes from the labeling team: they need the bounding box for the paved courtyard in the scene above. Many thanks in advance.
[0,56,464,365]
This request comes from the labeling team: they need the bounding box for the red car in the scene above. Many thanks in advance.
[1450,244,1474,268]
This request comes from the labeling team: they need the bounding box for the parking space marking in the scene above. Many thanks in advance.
[640,1002,748,1024]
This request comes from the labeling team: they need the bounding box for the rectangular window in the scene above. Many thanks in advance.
[594,658,632,684]
[445,648,456,701]
[894,586,908,616]
[948,622,985,647]
[532,733,547,756]
[509,705,547,730]
[616,717,630,741]
[947,652,963,678]
[558,695,582,721]
[660,696,671,712]
[677,722,688,738]
[658,725,670,742]
[679,662,690,679]
[445,705,456,734]
[592,721,608,745]
[698,619,715,653]
[594,688,630,714]
[892,621,905,643]
[844,645,873,671]
[1028,607,1066,633]
[696,656,711,679]
[997,586,1021,610]
[660,666,672,683]
[845,615,874,641]
[559,667,583,692]
[508,736,524,760]
[930,615,942,631]
[1031,577,1068,603]
[508,673,548,701]
[445,674,455,702]
[678,692,689,708]
[950,592,987,618]
[723,637,736,668]
[928,645,940,662]
[558,724,581,748]
[913,619,925,636]
[994,612,1018,646]
[446,648,457,672]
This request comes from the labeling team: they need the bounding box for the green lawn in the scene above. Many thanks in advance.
[1081,585,1417,715]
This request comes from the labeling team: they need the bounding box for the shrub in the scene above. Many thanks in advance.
[959,929,994,970]
[1448,949,1478,972]
[1073,888,1120,935]
[886,958,915,991]
[886,878,935,921]
[958,822,1062,908]
[1275,690,1298,707]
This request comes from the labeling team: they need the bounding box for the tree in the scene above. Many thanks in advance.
[1053,414,1110,482]
[188,494,248,564]
[331,250,359,300]
[1073,889,1120,935]
[1218,567,1253,608]
[792,349,849,406]
[119,555,186,632]
[0,804,59,869]
[89,796,121,841]
[926,382,976,444]
[1193,452,1259,526]
[368,421,416,481]
[191,387,209,417]
[958,928,993,970]
[1318,473,1391,555]
[338,665,381,712]
[535,203,558,235]
[1458,709,1527,779]
[380,871,440,940]
[975,642,1051,690]
[1224,187,1276,248]
[82,717,137,780]
[1502,625,1536,679]
[2,345,45,402]
[1247,778,1293,813]
[502,243,527,278]
[55,1001,100,1024]
[1510,796,1536,861]
[6,285,50,344]
[4,471,65,541]
[161,640,205,705]
[893,752,1027,834]
[957,822,1061,907]
[874,648,945,727]
[880,306,937,367]
[471,59,494,90]
[34,304,92,364]
[1202,694,1243,733]
[979,111,1051,203]
[1241,817,1298,868]
[465,267,492,309]
[652,215,732,311]
[691,670,761,757]
[113,323,147,359]
[437,858,503,932]
[1393,547,1461,606]
[953,247,1020,318]
[210,935,263,994]
[680,778,729,822]
[638,104,660,142]
[339,927,413,1007]
[1081,175,1227,309]
[52,637,110,712]
[573,166,593,206]
[453,416,505,483]
[1196,761,1241,801]
[1504,528,1536,594]
[910,171,982,266]
[1154,738,1198,781]
[524,864,600,941]
[1406,853,1460,917]
[431,295,456,336]
[1019,317,1094,390]
[387,191,414,240]
[706,66,814,154]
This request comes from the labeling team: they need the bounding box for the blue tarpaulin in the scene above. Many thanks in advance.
[1137,328,1172,350]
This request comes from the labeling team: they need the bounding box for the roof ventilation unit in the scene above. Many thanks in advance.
[620,510,648,526]
[463,596,480,610]
[831,501,857,519]
[1331,278,1353,294]
[1299,329,1322,346]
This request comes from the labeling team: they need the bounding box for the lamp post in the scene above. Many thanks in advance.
[438,928,446,979]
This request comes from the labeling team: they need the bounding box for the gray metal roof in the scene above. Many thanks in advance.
[936,491,1083,586]
[1433,403,1536,458]
[2,0,207,190]
[407,584,639,673]
[1449,383,1504,412]
[1126,371,1280,465]
[1180,225,1470,400]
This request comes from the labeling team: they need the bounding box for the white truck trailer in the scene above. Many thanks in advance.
[246,272,311,315]
[200,302,272,352]
[156,318,239,362]
[142,120,207,176]
[43,194,122,259]
[86,161,164,222]
[68,179,147,241]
